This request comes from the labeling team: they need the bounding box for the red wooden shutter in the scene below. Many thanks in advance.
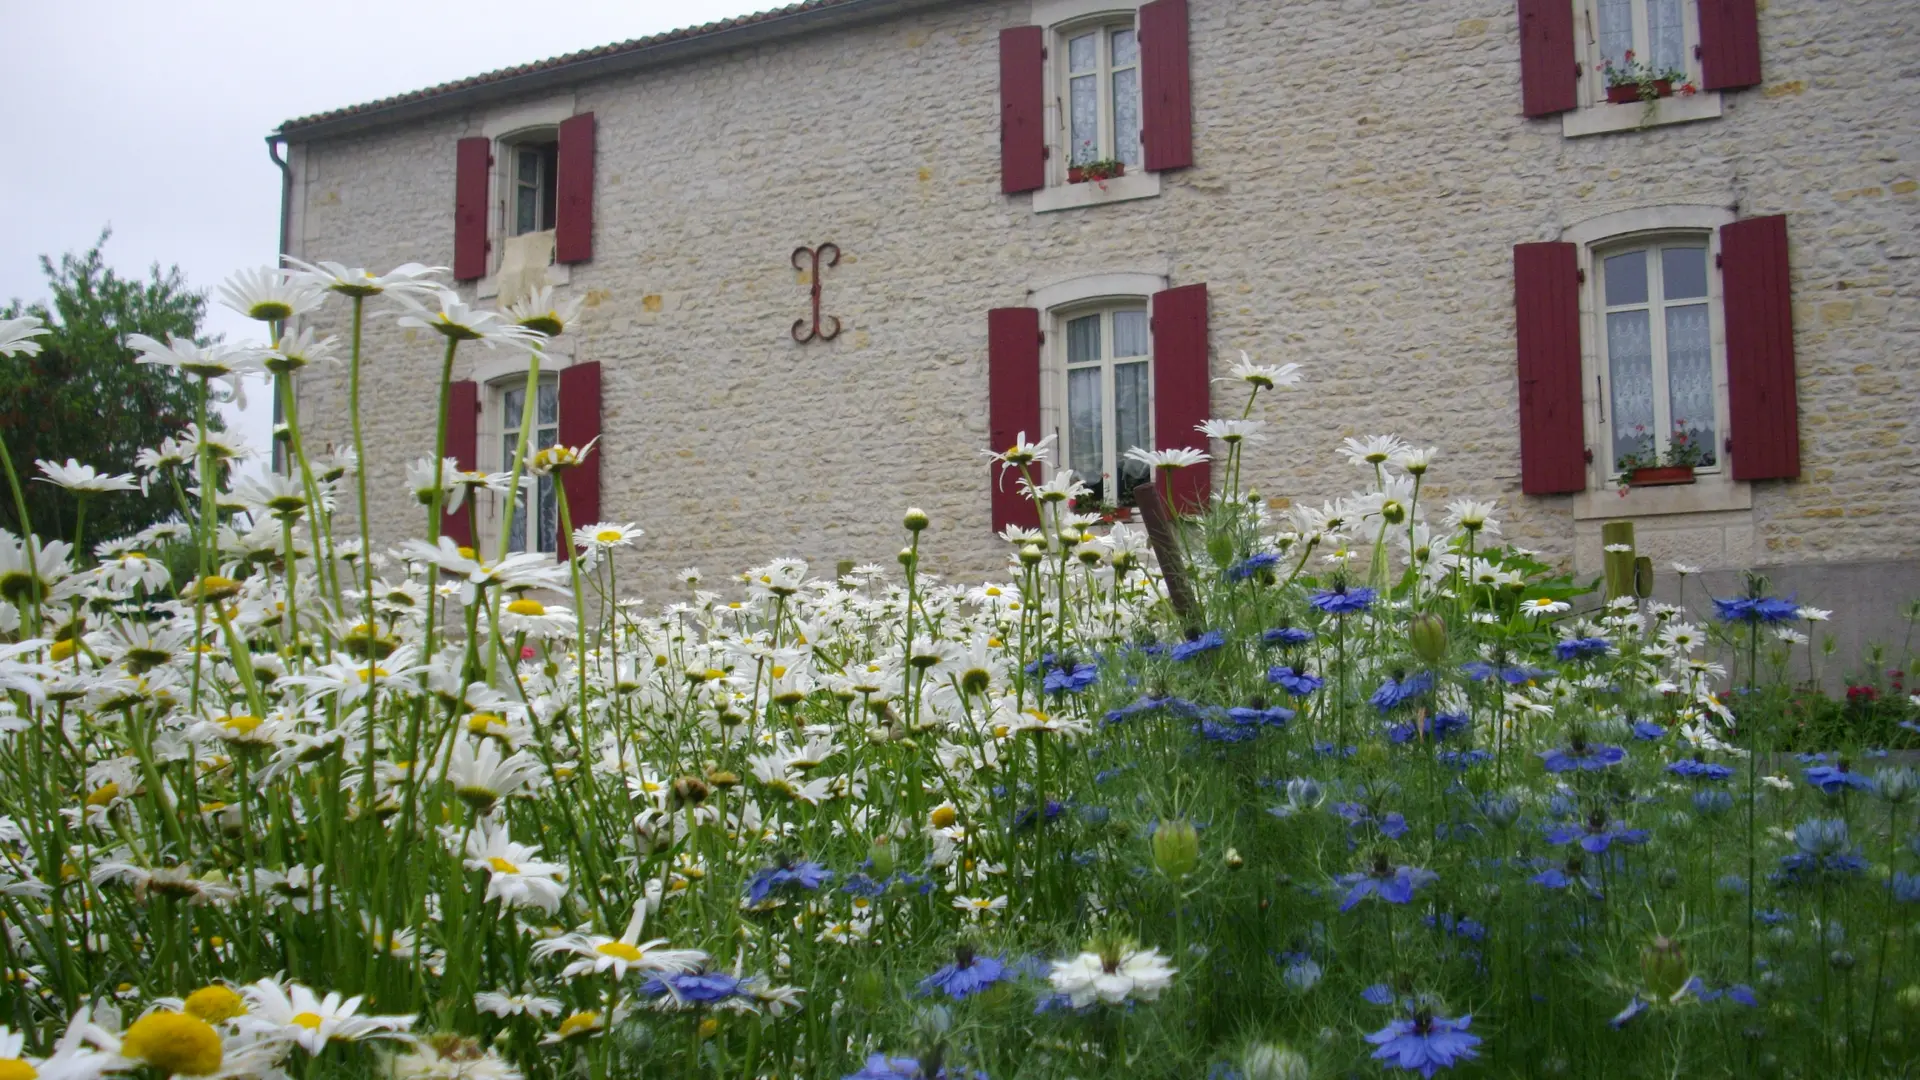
[453,136,491,281]
[987,307,1043,532]
[555,112,596,264]
[1721,215,1798,481]
[557,361,603,559]
[1139,0,1193,173]
[1699,0,1762,91]
[1513,243,1587,495]
[443,379,479,546]
[1150,283,1212,513]
[1517,0,1577,117]
[1000,27,1047,195]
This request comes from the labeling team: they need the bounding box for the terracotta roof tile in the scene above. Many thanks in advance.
[276,0,868,134]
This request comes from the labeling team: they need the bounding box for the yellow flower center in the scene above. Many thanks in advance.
[595,529,624,543]
[121,1011,224,1076]
[85,783,120,808]
[356,667,390,683]
[468,713,506,736]
[488,857,520,874]
[930,805,958,829]
[507,599,546,617]
[557,1011,600,1039]
[48,639,77,663]
[184,984,247,1023]
[291,1012,324,1031]
[0,1058,38,1080]
[218,715,263,735]
[596,941,645,962]
[771,666,787,679]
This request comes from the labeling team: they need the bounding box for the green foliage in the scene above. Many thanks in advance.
[0,230,212,545]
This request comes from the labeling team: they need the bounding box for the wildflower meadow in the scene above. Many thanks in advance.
[0,261,1915,1080]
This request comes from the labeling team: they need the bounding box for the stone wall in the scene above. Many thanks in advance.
[286,0,1920,642]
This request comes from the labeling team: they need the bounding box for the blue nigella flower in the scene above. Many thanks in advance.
[1268,666,1325,696]
[1888,872,1920,905]
[1262,626,1316,647]
[1773,818,1868,886]
[1692,789,1735,817]
[1309,584,1376,615]
[1195,718,1260,744]
[1336,856,1438,912]
[844,1053,984,1080]
[1668,759,1735,782]
[1228,552,1281,580]
[919,949,1013,1000]
[1228,702,1295,728]
[1461,660,1549,685]
[1314,741,1358,759]
[1426,912,1487,941]
[1803,764,1874,795]
[1681,978,1759,1007]
[1545,812,1650,854]
[745,859,833,905]
[1630,719,1668,741]
[1371,671,1434,713]
[1712,595,1802,624]
[1170,630,1227,662]
[1280,955,1323,992]
[1361,983,1397,1006]
[1532,857,1603,898]
[1553,637,1613,662]
[642,971,743,1004]
[1365,1009,1482,1077]
[1540,740,1626,773]
[1437,749,1493,770]
[1042,662,1098,695]
[841,874,887,899]
[1610,997,1649,1029]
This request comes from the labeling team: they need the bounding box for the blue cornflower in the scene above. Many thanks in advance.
[744,859,833,905]
[1889,872,1920,904]
[1712,595,1802,624]
[1309,584,1376,614]
[642,970,743,1004]
[1553,637,1613,662]
[1668,759,1735,782]
[1262,626,1316,647]
[1803,764,1875,795]
[1228,552,1281,580]
[1630,719,1668,741]
[1540,740,1626,772]
[1544,812,1650,854]
[1361,983,1397,1006]
[1365,1009,1482,1077]
[1280,955,1323,992]
[1461,660,1548,685]
[1336,856,1438,912]
[1268,665,1325,696]
[1371,671,1434,713]
[919,949,1013,1000]
[1042,662,1098,695]
[1228,702,1295,728]
[1170,630,1227,661]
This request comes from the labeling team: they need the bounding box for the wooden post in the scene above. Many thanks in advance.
[1133,483,1199,630]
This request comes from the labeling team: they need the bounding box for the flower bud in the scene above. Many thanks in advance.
[1018,544,1044,567]
[1242,1043,1311,1080]
[1150,818,1200,880]
[897,547,916,567]
[1224,847,1245,871]
[903,507,930,533]
[1896,984,1920,1014]
[1408,612,1449,663]
[1206,532,1235,571]
[1639,935,1689,1000]
[867,837,897,879]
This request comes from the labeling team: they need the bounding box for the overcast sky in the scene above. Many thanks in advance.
[0,0,777,454]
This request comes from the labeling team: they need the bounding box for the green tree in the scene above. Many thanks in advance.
[1,230,214,547]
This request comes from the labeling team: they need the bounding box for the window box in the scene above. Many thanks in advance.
[1606,79,1672,104]
[1067,162,1127,185]
[1625,465,1695,487]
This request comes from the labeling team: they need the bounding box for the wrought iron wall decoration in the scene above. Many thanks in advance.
[790,243,841,343]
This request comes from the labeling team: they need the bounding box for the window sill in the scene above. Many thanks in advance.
[1032,170,1160,213]
[1572,475,1751,520]
[1561,90,1722,138]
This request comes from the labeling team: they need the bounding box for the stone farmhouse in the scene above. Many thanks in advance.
[272,0,1920,650]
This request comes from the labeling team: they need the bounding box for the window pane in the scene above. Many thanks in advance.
[1665,303,1717,465]
[517,149,540,184]
[1662,247,1708,300]
[1112,310,1148,358]
[537,380,558,426]
[1607,310,1656,469]
[1066,314,1101,364]
[504,386,524,422]
[1113,67,1141,167]
[1070,74,1099,163]
[1604,250,1649,307]
[515,185,537,235]
[504,433,526,552]
[1068,366,1104,488]
[1114,360,1151,502]
[1111,27,1138,68]
[1068,32,1096,73]
[1650,0,1686,73]
[537,475,557,554]
[1597,0,1634,72]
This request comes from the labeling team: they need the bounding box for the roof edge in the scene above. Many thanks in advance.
[275,0,956,143]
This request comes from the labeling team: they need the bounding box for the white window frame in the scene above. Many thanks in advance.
[507,138,560,238]
[475,95,576,298]
[1052,302,1154,510]
[1029,0,1161,213]
[1564,0,1722,137]
[465,351,579,554]
[1057,17,1140,171]
[1564,205,1750,519]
